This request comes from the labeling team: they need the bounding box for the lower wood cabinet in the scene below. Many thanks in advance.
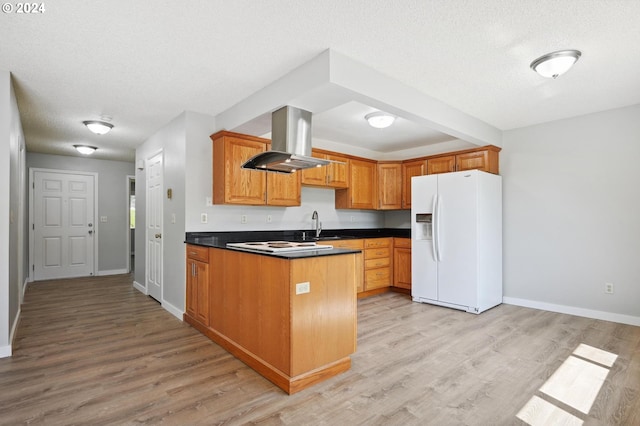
[364,238,392,291]
[184,246,358,394]
[393,238,412,290]
[318,239,364,293]
[185,244,210,326]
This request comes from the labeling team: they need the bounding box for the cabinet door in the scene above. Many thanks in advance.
[377,163,402,210]
[326,154,349,188]
[456,150,490,172]
[301,152,327,186]
[338,159,376,209]
[402,160,426,209]
[267,171,301,206]
[194,260,210,326]
[213,134,266,205]
[186,258,197,319]
[427,155,455,175]
[186,258,210,326]
[393,247,412,289]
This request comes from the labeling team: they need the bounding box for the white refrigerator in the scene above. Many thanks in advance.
[411,169,502,314]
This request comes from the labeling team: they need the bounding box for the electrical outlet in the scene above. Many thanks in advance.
[241,215,247,224]
[200,213,207,224]
[350,216,355,222]
[296,282,310,295]
[605,282,614,294]
[266,215,272,223]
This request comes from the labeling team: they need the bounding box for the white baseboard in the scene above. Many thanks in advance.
[0,345,11,358]
[503,297,640,327]
[133,280,147,294]
[162,300,184,321]
[97,269,128,276]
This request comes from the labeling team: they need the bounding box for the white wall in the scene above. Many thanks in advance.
[502,104,640,324]
[27,153,135,275]
[0,71,27,357]
[134,112,188,315]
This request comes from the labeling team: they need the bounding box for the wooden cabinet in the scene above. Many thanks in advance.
[211,131,301,206]
[363,238,392,291]
[185,244,210,327]
[335,158,377,209]
[456,149,499,173]
[318,239,365,293]
[393,238,412,290]
[427,146,500,175]
[377,162,402,210]
[427,155,456,174]
[301,150,349,188]
[185,248,358,394]
[401,159,427,209]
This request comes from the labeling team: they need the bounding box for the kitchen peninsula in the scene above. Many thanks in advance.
[183,231,363,394]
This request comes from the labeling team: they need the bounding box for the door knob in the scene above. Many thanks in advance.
[88,230,93,235]
[155,233,162,239]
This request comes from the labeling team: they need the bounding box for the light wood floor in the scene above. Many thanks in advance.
[1,274,638,425]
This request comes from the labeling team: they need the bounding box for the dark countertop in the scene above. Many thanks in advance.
[184,228,411,259]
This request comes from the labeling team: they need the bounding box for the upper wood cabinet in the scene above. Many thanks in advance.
[427,155,456,175]
[427,146,500,175]
[211,131,301,206]
[335,158,377,209]
[401,159,427,209]
[377,162,402,210]
[301,150,349,188]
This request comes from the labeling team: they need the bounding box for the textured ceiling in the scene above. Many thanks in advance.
[2,0,639,162]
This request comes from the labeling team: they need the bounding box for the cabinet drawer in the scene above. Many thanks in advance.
[365,267,391,289]
[320,239,364,250]
[364,238,391,249]
[365,257,390,269]
[186,244,209,262]
[394,238,411,248]
[364,247,390,260]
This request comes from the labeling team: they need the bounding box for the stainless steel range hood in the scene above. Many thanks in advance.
[241,106,330,173]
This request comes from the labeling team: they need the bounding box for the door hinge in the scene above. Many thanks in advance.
[32,265,34,271]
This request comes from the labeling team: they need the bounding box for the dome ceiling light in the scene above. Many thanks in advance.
[83,120,113,135]
[365,111,396,129]
[530,49,582,79]
[74,145,97,155]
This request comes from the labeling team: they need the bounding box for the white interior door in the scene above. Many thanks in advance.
[146,152,163,301]
[32,170,96,280]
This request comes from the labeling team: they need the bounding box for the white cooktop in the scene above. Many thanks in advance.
[226,241,333,253]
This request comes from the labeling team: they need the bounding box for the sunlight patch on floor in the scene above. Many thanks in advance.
[516,395,583,426]
[516,343,618,425]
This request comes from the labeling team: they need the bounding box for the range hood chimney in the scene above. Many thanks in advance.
[241,106,330,173]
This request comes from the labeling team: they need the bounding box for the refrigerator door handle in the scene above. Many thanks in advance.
[431,194,438,262]
[434,194,442,262]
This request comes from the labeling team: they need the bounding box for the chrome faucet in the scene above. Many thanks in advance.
[311,210,321,238]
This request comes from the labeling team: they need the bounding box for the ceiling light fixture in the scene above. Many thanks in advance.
[530,49,582,79]
[365,111,395,129]
[74,145,97,155]
[83,120,113,135]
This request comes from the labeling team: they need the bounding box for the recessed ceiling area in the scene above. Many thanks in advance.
[313,102,458,153]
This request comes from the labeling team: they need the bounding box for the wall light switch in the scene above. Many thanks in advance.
[171,213,176,224]
[100,216,108,223]
[296,282,310,295]
[206,197,213,206]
